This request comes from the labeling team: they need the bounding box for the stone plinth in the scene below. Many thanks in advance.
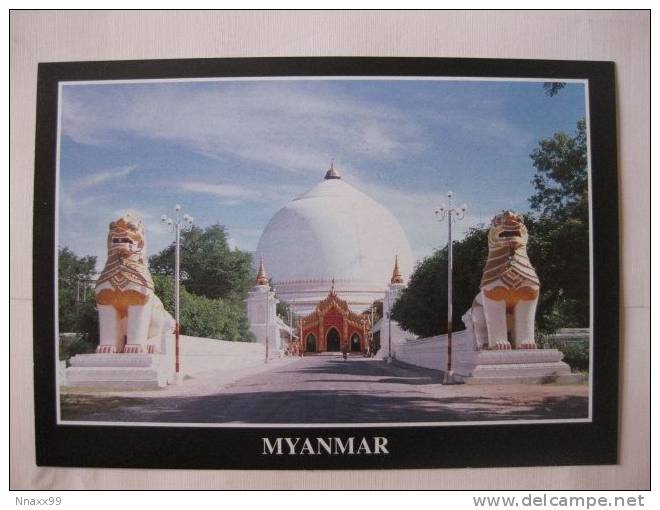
[452,349,583,384]
[65,353,174,390]
[394,329,584,384]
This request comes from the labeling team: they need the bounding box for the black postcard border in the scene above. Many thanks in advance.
[32,57,619,470]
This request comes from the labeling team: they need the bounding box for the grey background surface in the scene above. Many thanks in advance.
[10,10,650,489]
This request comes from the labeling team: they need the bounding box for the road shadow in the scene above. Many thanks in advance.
[304,377,439,385]
[61,389,588,424]
[279,358,444,384]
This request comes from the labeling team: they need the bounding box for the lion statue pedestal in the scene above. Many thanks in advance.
[453,211,582,384]
[66,214,177,390]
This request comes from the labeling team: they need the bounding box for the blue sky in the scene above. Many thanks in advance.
[57,78,587,270]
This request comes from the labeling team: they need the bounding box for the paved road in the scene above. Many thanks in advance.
[61,355,588,424]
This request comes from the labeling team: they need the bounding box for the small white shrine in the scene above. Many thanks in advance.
[245,256,286,359]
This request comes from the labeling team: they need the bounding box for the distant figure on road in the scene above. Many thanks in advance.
[341,343,348,361]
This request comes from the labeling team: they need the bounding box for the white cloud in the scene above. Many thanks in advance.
[455,117,533,150]
[180,181,262,201]
[57,80,551,267]
[416,99,533,151]
[347,170,492,263]
[75,165,137,190]
[60,82,427,174]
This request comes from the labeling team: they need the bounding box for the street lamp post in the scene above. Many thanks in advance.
[435,191,467,385]
[265,289,269,364]
[370,303,375,357]
[265,285,275,363]
[288,305,292,354]
[386,291,393,364]
[161,204,194,385]
[297,303,303,357]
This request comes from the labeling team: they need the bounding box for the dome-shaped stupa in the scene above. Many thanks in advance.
[256,164,414,315]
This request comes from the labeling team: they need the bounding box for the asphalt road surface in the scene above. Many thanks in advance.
[61,355,589,424]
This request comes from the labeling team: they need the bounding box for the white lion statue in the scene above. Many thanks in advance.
[95,214,175,354]
[463,211,540,350]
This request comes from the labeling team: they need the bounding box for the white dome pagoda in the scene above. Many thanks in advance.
[256,163,414,315]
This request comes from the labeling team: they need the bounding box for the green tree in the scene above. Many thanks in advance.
[527,120,590,328]
[391,227,489,337]
[149,224,253,303]
[363,300,383,325]
[58,247,97,334]
[543,82,567,97]
[153,275,254,342]
[275,298,299,327]
[58,247,99,359]
[390,251,445,337]
[529,119,588,219]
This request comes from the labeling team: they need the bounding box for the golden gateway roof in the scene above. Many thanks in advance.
[300,285,371,330]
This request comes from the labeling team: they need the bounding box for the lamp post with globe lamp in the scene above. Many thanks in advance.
[265,285,275,363]
[386,291,393,364]
[370,302,375,357]
[296,304,303,357]
[264,291,269,364]
[288,305,292,351]
[161,204,194,385]
[435,191,467,385]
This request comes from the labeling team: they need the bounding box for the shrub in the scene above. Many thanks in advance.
[153,275,254,342]
[59,333,96,361]
[546,338,590,372]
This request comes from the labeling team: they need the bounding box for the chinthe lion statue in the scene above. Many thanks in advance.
[462,211,540,350]
[95,214,175,354]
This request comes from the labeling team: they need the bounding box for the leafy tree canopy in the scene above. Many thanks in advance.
[391,227,488,337]
[149,224,253,303]
[543,82,567,97]
[153,275,254,342]
[529,119,588,219]
[58,247,97,333]
[275,298,300,326]
[58,247,96,285]
[57,247,99,358]
[363,300,383,325]
[524,215,589,330]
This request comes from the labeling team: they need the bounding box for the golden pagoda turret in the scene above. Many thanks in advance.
[390,255,404,284]
[324,161,341,180]
[255,255,269,286]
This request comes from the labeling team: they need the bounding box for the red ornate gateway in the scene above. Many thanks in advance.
[300,285,371,354]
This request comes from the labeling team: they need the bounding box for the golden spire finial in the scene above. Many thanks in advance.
[391,255,404,284]
[330,277,336,295]
[324,161,341,180]
[255,254,269,286]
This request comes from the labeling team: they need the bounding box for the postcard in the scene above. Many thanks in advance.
[33,57,619,469]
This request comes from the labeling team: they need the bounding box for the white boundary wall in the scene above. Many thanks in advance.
[180,335,265,377]
[394,329,578,384]
[394,330,473,372]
